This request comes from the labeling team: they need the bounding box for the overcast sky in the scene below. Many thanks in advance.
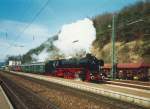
[0,0,140,61]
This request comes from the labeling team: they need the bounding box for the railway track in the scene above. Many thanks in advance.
[114,80,150,85]
[0,71,146,109]
[0,73,59,109]
[106,80,150,90]
[0,79,28,109]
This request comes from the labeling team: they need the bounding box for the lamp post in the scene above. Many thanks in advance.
[111,15,116,80]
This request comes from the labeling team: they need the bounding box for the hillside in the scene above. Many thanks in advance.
[20,1,150,64]
[92,1,150,63]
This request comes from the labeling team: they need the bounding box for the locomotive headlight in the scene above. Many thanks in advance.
[102,75,105,80]
[91,76,94,80]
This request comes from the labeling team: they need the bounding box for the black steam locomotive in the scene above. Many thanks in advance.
[12,54,105,82]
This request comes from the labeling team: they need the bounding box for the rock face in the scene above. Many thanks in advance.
[91,40,150,63]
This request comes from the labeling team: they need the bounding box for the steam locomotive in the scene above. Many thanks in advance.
[11,54,105,82]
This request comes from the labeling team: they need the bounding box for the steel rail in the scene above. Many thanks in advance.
[0,79,28,109]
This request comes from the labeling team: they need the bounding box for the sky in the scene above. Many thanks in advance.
[0,0,141,61]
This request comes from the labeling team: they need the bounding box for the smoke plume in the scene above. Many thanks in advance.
[54,18,96,57]
[32,49,49,62]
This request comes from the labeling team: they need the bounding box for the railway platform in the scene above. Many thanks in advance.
[6,71,150,108]
[0,85,13,109]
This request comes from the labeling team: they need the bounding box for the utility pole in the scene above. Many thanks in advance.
[111,15,116,80]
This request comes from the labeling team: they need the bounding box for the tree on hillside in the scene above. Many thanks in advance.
[92,1,150,63]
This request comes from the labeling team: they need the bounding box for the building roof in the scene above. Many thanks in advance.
[103,64,112,69]
[104,63,150,69]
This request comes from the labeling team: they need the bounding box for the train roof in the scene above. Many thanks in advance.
[21,62,45,66]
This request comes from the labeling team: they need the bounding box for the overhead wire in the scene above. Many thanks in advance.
[1,0,50,59]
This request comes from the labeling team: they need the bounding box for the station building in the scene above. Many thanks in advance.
[103,62,150,81]
[9,60,21,66]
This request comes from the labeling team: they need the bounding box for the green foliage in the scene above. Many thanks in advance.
[93,13,112,47]
[93,1,150,45]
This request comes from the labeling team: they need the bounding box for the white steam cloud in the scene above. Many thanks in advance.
[31,18,96,62]
[54,18,96,57]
